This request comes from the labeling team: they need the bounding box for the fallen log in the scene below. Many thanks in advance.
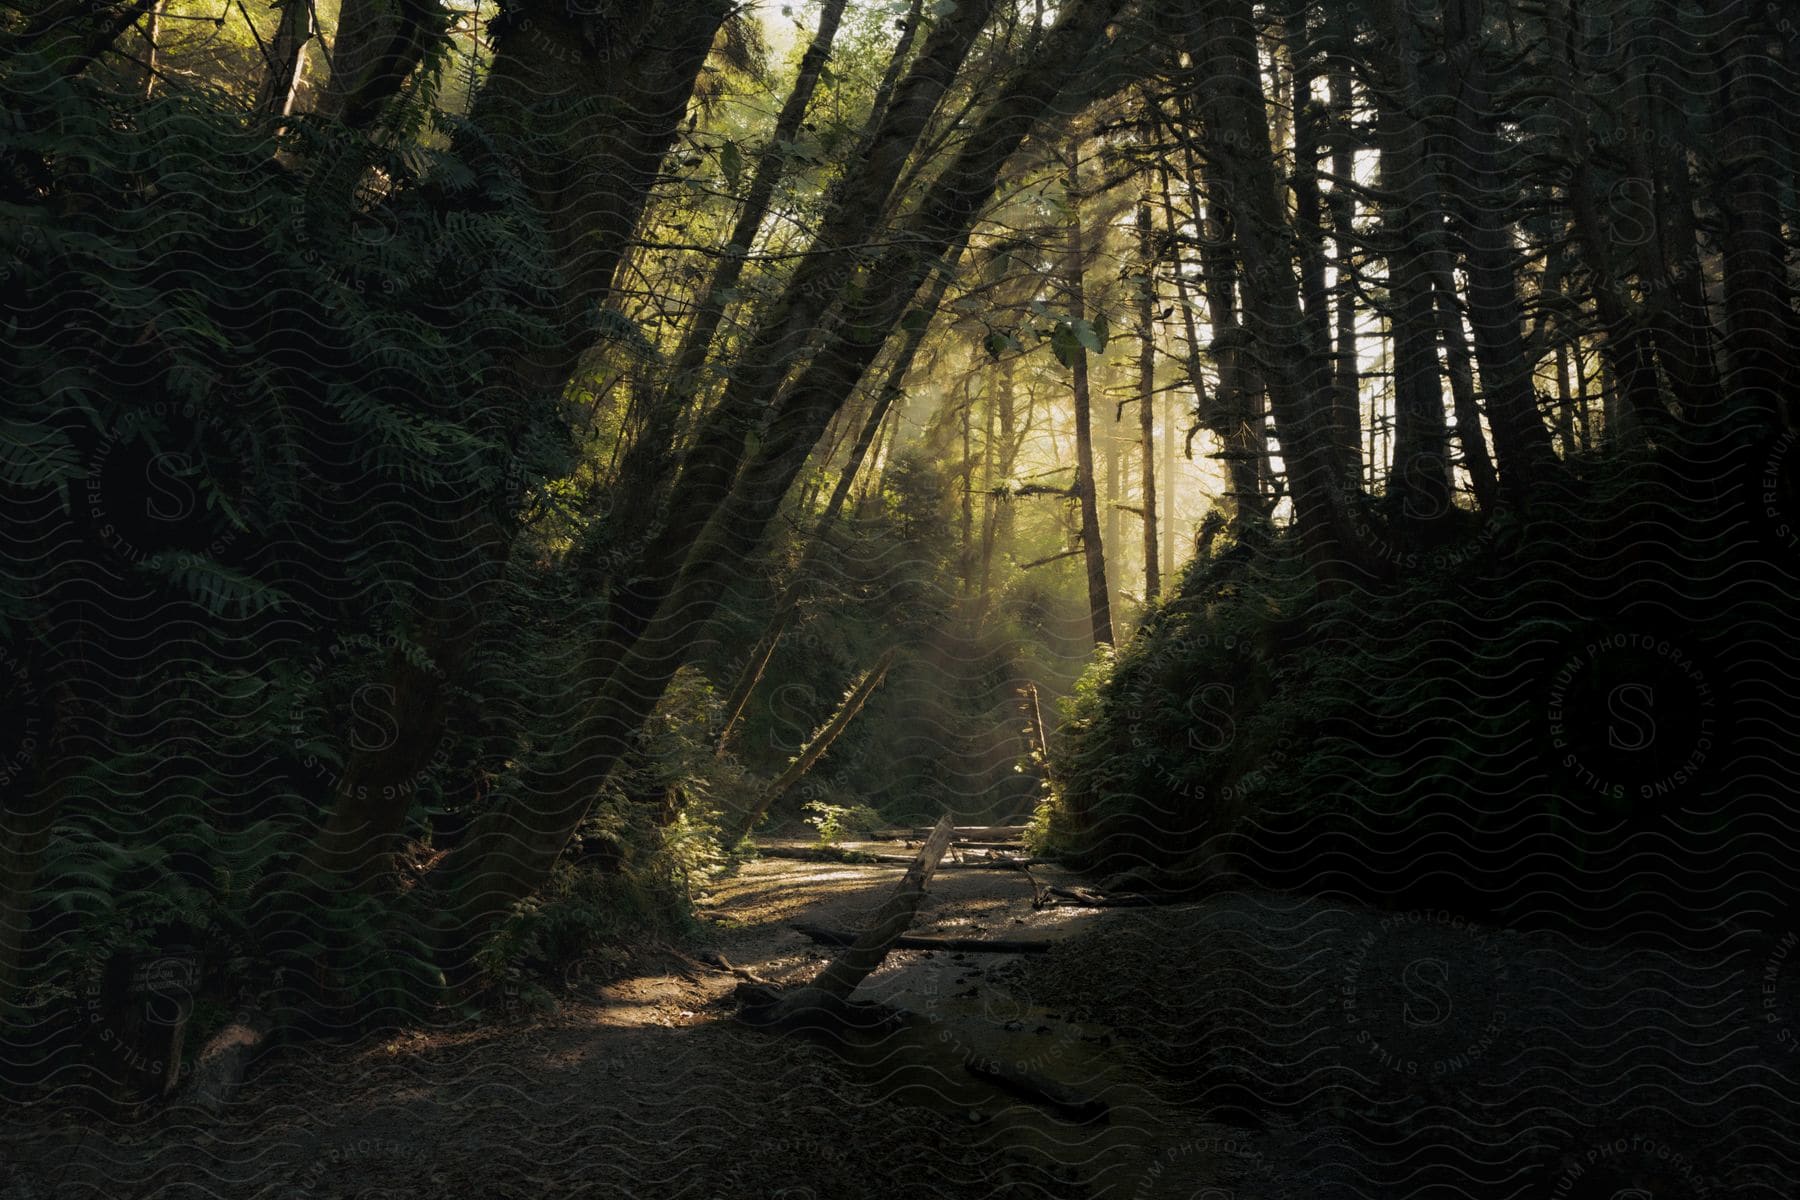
[741,815,955,1025]
[875,825,1031,842]
[809,814,955,998]
[791,922,1051,954]
[758,846,914,864]
[754,845,1053,870]
[1042,884,1160,908]
[944,855,1055,871]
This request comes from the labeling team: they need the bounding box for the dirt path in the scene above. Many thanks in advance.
[1,843,1245,1200]
[11,841,1788,1197]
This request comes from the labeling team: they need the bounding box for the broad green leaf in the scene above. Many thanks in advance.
[720,140,744,193]
[1072,318,1102,354]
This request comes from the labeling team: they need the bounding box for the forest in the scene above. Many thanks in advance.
[2,0,1798,1195]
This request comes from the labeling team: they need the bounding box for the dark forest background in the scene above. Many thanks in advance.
[2,0,1797,1111]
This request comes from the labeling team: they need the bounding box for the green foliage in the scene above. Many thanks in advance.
[0,46,575,1049]
[1054,449,1795,917]
[803,799,886,845]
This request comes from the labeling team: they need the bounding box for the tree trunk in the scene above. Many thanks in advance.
[807,815,954,999]
[670,0,850,398]
[975,373,999,623]
[140,0,160,100]
[318,0,444,131]
[997,354,1018,551]
[278,0,730,916]
[961,384,976,590]
[1712,0,1798,430]
[713,238,966,752]
[1430,263,1500,510]
[791,923,1051,954]
[471,0,733,391]
[255,0,314,119]
[729,649,897,845]
[1171,149,1260,535]
[433,0,1127,948]
[1067,145,1115,648]
[1437,0,1556,496]
[1376,31,1452,527]
[600,0,999,670]
[1136,200,1161,602]
[1191,0,1370,584]
[1285,4,1351,480]
[1163,371,1179,578]
[1327,59,1360,457]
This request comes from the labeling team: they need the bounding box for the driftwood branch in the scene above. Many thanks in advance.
[808,814,954,998]
[741,815,955,1025]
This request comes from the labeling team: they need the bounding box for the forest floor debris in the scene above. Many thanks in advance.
[7,843,1789,1198]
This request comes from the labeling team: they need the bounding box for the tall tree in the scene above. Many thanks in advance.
[1136,199,1162,600]
[1434,0,1557,492]
[436,0,1131,944]
[1065,140,1116,646]
[1186,0,1371,584]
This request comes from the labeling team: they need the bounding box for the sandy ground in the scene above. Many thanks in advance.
[6,839,1796,1198]
[0,843,1237,1199]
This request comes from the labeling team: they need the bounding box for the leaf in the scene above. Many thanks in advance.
[1072,318,1103,354]
[983,331,1014,360]
[1051,323,1082,369]
[719,140,744,194]
[900,308,931,334]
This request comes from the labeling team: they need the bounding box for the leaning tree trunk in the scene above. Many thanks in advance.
[283,0,730,904]
[473,0,733,391]
[431,0,1130,950]
[609,0,854,544]
[664,0,850,401]
[588,0,999,689]
[727,649,898,845]
[140,0,161,99]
